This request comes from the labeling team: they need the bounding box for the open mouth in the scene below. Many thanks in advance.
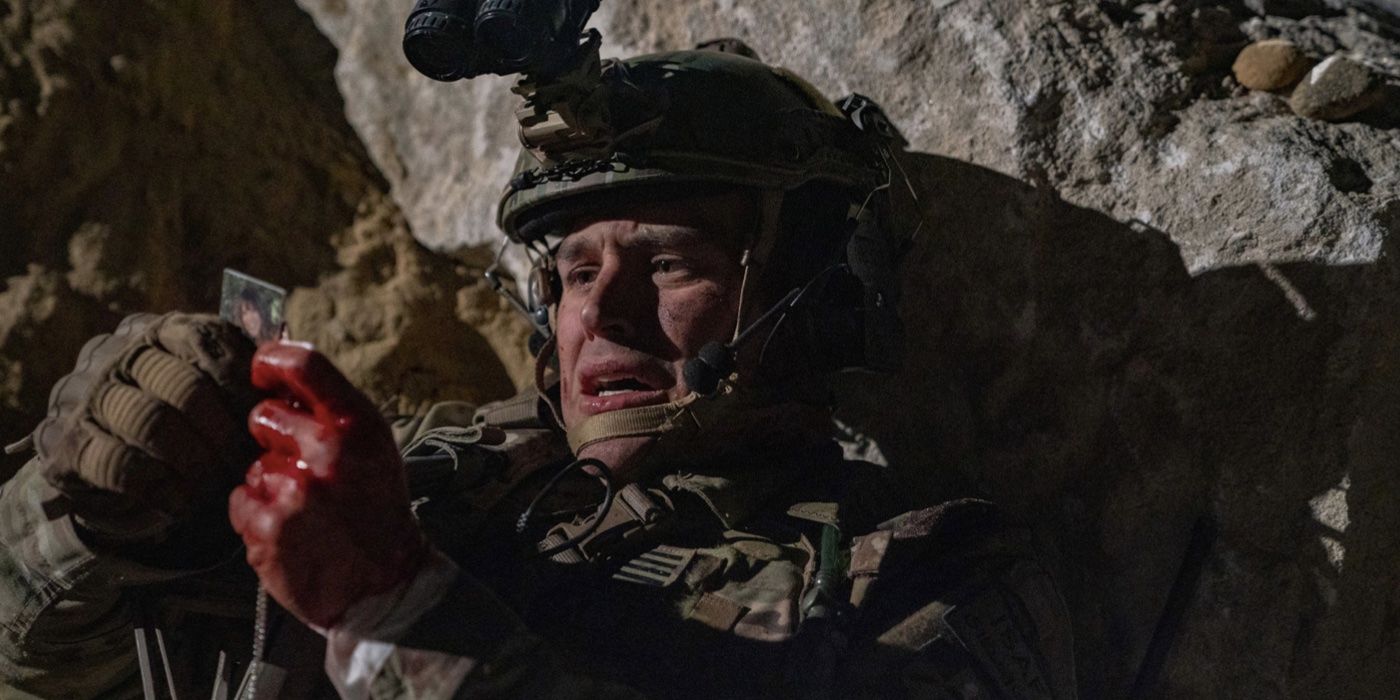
[595,377,654,396]
[578,365,673,415]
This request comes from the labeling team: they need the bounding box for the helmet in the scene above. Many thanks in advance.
[491,40,910,456]
[499,47,884,239]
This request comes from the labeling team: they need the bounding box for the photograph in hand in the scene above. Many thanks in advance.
[220,269,287,345]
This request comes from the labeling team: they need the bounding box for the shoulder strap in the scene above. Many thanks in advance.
[473,386,554,429]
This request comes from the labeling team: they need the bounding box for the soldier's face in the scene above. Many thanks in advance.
[554,189,751,476]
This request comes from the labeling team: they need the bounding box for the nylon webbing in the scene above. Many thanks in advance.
[475,390,544,428]
[566,393,704,453]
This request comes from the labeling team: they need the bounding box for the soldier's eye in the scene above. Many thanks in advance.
[565,267,598,288]
[653,258,685,275]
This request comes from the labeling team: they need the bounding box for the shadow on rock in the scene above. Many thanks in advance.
[832,152,1400,698]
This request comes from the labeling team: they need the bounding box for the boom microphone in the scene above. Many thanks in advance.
[682,286,803,396]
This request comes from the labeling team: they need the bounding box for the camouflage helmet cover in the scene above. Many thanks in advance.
[497,47,889,240]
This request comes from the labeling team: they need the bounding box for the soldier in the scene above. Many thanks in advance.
[0,41,1077,700]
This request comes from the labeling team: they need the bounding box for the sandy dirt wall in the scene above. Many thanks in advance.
[0,0,533,482]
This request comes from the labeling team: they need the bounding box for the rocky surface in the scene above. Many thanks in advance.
[293,0,524,256]
[3,0,1399,697]
[285,192,529,417]
[0,0,531,479]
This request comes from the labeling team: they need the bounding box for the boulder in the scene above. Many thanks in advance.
[1233,38,1314,90]
[1289,54,1385,120]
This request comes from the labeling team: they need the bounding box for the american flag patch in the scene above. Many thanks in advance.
[611,544,695,588]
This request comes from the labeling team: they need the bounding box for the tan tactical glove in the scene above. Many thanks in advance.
[33,313,259,545]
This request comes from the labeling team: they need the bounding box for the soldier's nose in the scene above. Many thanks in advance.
[579,265,640,341]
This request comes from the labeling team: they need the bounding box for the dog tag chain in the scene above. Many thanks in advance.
[233,585,286,699]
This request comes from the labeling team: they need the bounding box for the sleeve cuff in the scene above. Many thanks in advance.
[323,549,471,700]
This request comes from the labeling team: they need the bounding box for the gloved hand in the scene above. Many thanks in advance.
[229,342,428,628]
[34,313,259,545]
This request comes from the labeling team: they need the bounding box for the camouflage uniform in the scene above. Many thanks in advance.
[343,397,1080,699]
[0,393,1076,699]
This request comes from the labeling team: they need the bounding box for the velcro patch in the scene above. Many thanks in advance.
[691,593,748,632]
[611,544,695,588]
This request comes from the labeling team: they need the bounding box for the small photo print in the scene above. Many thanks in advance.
[220,269,287,345]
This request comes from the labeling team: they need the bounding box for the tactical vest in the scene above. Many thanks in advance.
[393,394,1078,700]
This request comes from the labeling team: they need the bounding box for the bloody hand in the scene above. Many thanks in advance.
[229,342,427,628]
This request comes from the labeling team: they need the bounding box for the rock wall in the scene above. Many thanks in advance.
[295,0,1400,697]
[0,0,531,480]
[2,0,1398,697]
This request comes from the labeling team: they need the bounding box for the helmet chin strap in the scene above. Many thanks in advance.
[565,381,827,468]
[566,388,713,454]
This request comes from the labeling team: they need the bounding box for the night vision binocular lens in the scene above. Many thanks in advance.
[403,0,479,81]
[477,0,536,68]
[403,0,598,80]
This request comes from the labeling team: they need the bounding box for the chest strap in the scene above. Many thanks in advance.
[537,483,674,564]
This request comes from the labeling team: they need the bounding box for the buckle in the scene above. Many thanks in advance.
[541,483,673,564]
